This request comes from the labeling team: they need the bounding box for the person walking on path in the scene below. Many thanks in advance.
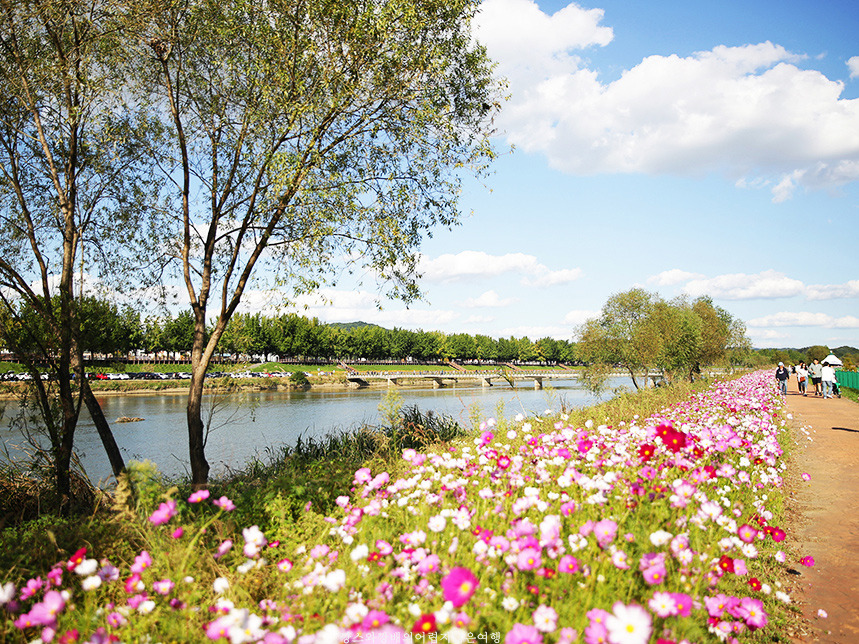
[775,362,790,395]
[821,361,837,399]
[796,361,809,396]
[808,359,823,396]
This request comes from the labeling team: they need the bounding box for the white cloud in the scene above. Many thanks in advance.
[647,269,706,286]
[474,0,859,199]
[682,270,805,299]
[748,311,859,328]
[418,250,581,287]
[848,56,859,79]
[463,290,517,308]
[747,328,791,342]
[522,267,583,287]
[462,314,496,325]
[563,309,600,326]
[806,279,859,300]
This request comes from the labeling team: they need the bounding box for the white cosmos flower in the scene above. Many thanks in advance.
[81,575,102,591]
[605,602,652,644]
[502,596,519,611]
[74,559,99,576]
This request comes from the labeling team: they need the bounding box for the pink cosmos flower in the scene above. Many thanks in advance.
[504,623,543,644]
[416,554,440,576]
[560,501,577,516]
[363,610,391,630]
[583,609,609,644]
[737,524,758,543]
[801,472,811,481]
[153,579,175,595]
[441,567,478,607]
[212,496,236,511]
[28,590,65,626]
[737,597,768,629]
[641,561,666,586]
[801,556,815,567]
[206,615,234,640]
[593,519,617,549]
[130,551,152,574]
[704,593,731,619]
[517,548,542,571]
[558,555,579,574]
[277,558,293,572]
[107,611,127,628]
[188,489,210,503]
[556,628,577,644]
[149,499,178,525]
[354,467,373,484]
[214,539,233,559]
[171,527,184,539]
[20,577,43,600]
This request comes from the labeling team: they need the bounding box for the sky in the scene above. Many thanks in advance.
[248,0,859,349]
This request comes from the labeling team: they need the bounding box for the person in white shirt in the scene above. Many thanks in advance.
[821,362,837,399]
[795,362,808,396]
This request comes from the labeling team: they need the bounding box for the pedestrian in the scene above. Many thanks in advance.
[775,362,789,396]
[795,361,808,396]
[821,361,837,399]
[808,358,823,396]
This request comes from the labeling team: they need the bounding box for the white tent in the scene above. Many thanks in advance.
[823,354,843,366]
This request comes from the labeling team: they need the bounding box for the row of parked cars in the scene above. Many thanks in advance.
[1,370,296,382]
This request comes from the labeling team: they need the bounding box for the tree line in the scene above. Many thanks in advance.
[3,297,578,364]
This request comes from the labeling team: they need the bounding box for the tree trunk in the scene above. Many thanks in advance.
[81,379,126,477]
[628,366,640,390]
[187,368,209,486]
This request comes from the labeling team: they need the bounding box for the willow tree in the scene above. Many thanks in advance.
[0,0,165,505]
[139,0,501,483]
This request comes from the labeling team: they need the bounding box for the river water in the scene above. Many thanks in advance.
[0,377,631,483]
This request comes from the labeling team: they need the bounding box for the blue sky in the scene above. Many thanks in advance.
[254,0,859,350]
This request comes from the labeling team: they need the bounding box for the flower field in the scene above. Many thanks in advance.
[2,370,807,644]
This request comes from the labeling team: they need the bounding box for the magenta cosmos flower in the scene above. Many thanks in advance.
[441,567,479,607]
[148,499,177,525]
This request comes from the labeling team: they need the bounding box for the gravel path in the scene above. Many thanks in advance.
[785,387,859,643]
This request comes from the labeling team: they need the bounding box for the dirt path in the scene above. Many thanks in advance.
[784,387,859,643]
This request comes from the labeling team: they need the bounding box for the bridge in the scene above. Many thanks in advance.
[345,370,665,390]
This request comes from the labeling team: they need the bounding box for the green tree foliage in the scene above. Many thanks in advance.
[0,0,167,500]
[577,289,750,388]
[134,0,502,483]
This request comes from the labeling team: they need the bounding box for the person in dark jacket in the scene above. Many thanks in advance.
[775,362,789,396]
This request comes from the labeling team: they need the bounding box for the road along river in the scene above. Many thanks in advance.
[0,376,632,483]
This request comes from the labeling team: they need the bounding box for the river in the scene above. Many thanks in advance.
[0,377,632,483]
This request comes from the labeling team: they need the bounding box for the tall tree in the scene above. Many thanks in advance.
[140,0,500,483]
[577,288,663,389]
[0,0,163,502]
